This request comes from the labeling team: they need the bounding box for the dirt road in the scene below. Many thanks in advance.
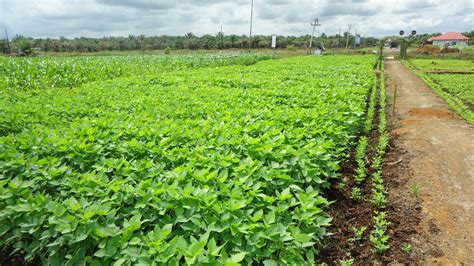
[385,60,474,264]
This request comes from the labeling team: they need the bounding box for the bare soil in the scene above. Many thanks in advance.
[384,60,474,264]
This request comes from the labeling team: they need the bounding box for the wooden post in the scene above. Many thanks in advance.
[392,83,397,121]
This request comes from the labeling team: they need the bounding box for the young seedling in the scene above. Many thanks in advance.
[338,177,348,192]
[410,183,421,197]
[351,187,363,201]
[370,211,391,253]
[372,190,387,209]
[339,257,354,266]
[350,226,367,243]
[402,242,412,253]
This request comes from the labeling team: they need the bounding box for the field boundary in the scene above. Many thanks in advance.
[402,60,474,124]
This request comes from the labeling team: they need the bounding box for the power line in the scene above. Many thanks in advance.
[309,18,321,49]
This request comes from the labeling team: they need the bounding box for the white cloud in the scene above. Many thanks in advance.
[0,0,472,38]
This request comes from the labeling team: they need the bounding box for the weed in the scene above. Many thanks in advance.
[402,243,412,253]
[410,183,421,197]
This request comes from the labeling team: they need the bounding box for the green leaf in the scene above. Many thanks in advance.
[230,252,246,263]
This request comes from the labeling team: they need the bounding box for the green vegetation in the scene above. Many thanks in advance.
[350,226,367,243]
[409,59,474,71]
[0,34,381,55]
[402,243,412,253]
[351,187,363,201]
[371,68,389,211]
[410,183,422,198]
[370,211,391,253]
[404,60,474,124]
[0,55,377,264]
[339,257,355,266]
[0,54,275,91]
[428,74,474,105]
[354,137,369,184]
[367,60,391,253]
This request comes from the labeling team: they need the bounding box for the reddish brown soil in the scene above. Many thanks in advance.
[385,60,474,264]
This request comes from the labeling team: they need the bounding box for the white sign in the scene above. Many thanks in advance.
[271,35,277,48]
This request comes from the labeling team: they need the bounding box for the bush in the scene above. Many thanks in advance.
[18,39,32,55]
[286,45,297,52]
[164,46,171,55]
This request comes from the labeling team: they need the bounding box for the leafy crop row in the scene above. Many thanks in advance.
[0,55,376,264]
[428,74,474,105]
[350,76,377,200]
[369,62,390,252]
[0,53,275,91]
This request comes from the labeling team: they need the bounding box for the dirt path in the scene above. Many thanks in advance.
[384,60,474,264]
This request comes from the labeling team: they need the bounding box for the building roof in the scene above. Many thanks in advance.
[429,32,470,41]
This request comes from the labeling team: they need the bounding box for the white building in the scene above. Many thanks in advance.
[429,32,470,47]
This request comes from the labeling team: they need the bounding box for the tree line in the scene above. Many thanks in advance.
[0,31,472,54]
[0,32,379,54]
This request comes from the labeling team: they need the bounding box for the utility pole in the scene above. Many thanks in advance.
[338,26,341,49]
[309,18,321,50]
[5,29,11,54]
[353,27,357,49]
[345,24,354,49]
[248,0,254,52]
[220,25,224,50]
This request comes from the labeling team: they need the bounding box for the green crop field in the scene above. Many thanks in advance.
[428,74,474,105]
[409,59,474,71]
[0,54,379,264]
[406,59,474,123]
[0,54,275,91]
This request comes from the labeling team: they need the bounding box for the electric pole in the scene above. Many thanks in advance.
[354,27,357,49]
[338,26,341,49]
[309,18,321,50]
[248,0,254,52]
[5,29,11,54]
[220,25,224,50]
[345,24,354,49]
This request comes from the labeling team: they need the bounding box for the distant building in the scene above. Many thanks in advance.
[428,32,470,47]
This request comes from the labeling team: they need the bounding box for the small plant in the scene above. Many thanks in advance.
[350,226,367,243]
[372,156,382,171]
[338,177,348,192]
[164,46,171,55]
[372,190,387,209]
[402,242,412,253]
[355,137,368,184]
[370,211,391,253]
[377,133,389,156]
[339,257,355,266]
[410,183,421,197]
[351,187,362,201]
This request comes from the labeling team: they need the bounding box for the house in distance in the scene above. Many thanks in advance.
[428,32,470,47]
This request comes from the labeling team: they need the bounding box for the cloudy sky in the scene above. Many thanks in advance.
[1,0,473,38]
